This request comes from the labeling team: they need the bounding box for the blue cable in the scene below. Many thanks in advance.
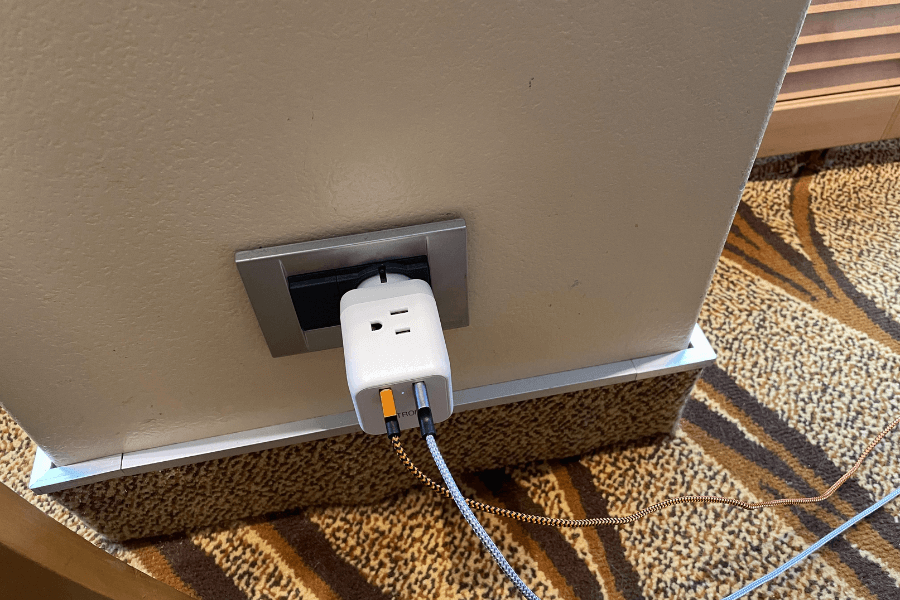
[721,484,900,600]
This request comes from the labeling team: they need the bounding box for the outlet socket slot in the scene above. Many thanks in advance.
[287,256,430,332]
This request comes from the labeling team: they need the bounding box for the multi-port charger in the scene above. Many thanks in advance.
[339,274,453,434]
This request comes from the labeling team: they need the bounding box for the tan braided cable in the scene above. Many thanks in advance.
[390,413,900,527]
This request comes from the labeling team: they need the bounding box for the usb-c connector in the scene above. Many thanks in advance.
[414,382,436,439]
[380,388,401,437]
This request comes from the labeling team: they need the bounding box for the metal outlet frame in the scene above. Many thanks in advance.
[234,219,468,357]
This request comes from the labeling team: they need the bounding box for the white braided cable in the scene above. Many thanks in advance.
[721,483,900,599]
[425,434,541,600]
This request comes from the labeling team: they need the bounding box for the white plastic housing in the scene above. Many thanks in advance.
[339,278,453,434]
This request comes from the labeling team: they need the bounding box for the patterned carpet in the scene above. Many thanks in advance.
[3,140,900,598]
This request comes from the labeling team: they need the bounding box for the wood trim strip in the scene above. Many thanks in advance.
[791,32,900,66]
[808,1,900,14]
[798,24,900,44]
[787,52,900,72]
[780,56,900,98]
[800,3,900,38]
[778,77,900,101]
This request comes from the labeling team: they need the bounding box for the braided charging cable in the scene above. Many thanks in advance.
[426,434,541,600]
[391,413,900,527]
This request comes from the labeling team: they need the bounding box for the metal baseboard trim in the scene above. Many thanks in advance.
[30,324,715,494]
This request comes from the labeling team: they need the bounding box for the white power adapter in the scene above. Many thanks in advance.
[339,274,453,434]
[339,272,542,599]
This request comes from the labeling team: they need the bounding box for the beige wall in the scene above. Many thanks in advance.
[0,1,809,465]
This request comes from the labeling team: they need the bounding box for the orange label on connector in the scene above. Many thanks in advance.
[379,389,397,418]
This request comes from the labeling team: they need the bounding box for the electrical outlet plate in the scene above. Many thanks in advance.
[235,219,468,357]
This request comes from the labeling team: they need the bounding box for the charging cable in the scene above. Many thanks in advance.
[427,435,541,600]
[340,273,900,598]
[389,413,900,527]
[383,384,542,600]
[388,385,899,600]
[721,484,900,599]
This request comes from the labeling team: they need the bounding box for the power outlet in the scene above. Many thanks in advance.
[234,219,467,357]
[339,278,453,434]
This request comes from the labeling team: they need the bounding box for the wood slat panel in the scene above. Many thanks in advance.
[765,0,900,154]
[759,87,900,156]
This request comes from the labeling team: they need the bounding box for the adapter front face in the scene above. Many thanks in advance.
[340,279,453,434]
[355,376,451,434]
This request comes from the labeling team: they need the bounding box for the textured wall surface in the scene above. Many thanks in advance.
[0,1,808,464]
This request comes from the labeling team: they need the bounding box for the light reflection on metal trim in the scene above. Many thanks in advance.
[30,325,714,494]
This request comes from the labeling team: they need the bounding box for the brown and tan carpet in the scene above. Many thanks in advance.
[3,139,900,598]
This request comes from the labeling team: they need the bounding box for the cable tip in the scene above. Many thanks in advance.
[384,416,401,437]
